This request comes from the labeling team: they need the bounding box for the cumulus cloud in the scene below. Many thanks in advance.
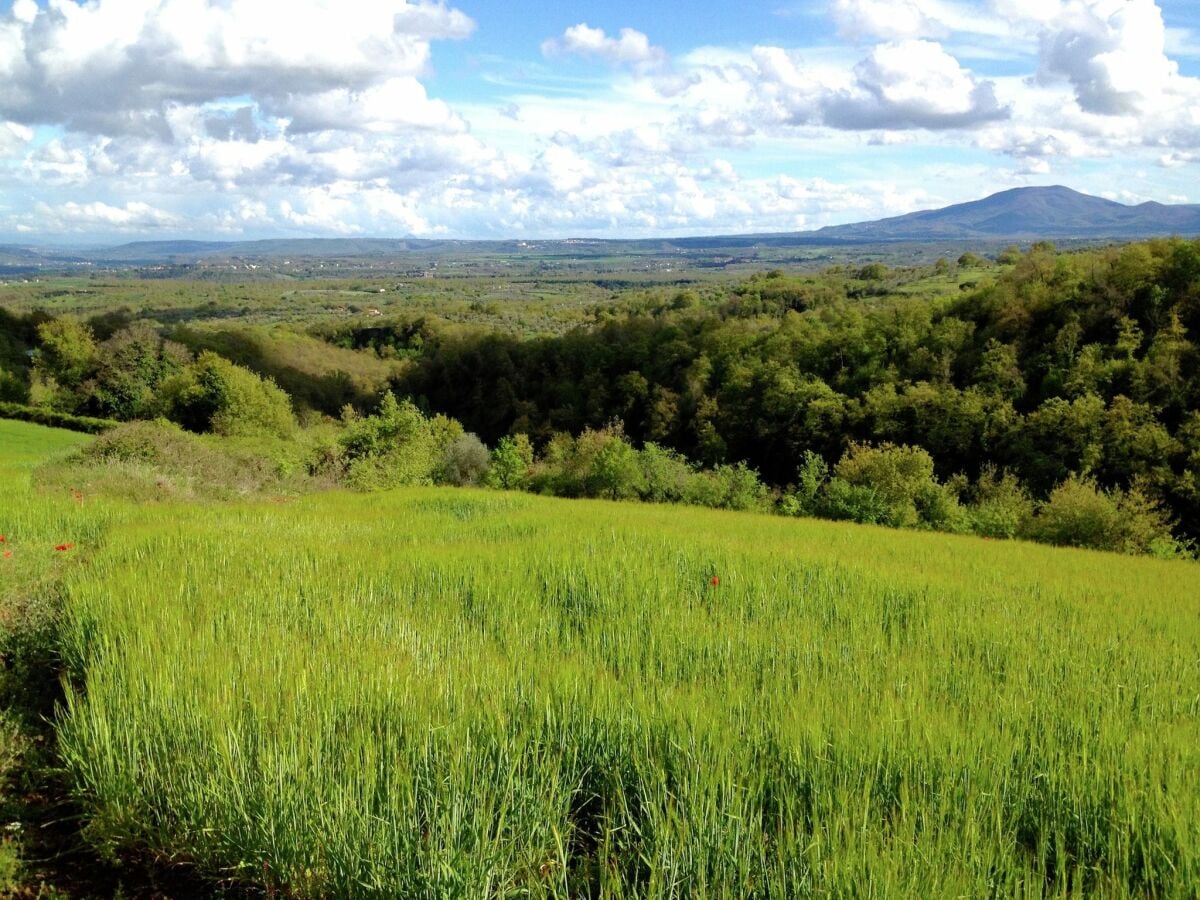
[32,200,181,232]
[0,0,474,134]
[1035,0,1178,115]
[831,0,941,40]
[271,78,466,135]
[820,40,1009,128]
[648,40,1007,136]
[0,0,1197,241]
[542,24,668,69]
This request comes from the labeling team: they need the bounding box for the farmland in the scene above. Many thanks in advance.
[1,421,1197,895]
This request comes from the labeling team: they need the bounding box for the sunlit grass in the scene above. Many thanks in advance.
[45,481,1200,896]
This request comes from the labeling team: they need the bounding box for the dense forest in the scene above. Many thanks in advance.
[366,240,1200,543]
[2,238,1197,555]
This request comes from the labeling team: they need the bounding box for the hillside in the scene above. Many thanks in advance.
[6,187,1200,271]
[0,419,1196,894]
[815,185,1200,240]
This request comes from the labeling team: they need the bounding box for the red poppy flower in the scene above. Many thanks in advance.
[2,551,11,559]
[0,535,6,543]
[710,575,720,587]
[54,543,75,552]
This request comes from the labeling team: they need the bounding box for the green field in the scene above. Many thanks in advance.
[0,421,1189,896]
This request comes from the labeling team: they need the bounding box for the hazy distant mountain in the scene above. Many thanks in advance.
[813,186,1200,241]
[6,187,1200,269]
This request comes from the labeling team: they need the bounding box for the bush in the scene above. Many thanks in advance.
[780,451,829,517]
[0,401,117,434]
[819,478,891,525]
[160,352,296,438]
[832,443,962,530]
[968,467,1034,539]
[638,442,693,504]
[485,435,534,490]
[0,367,30,404]
[1026,475,1125,551]
[531,426,644,500]
[46,420,318,501]
[1025,475,1181,554]
[338,393,441,490]
[437,433,490,486]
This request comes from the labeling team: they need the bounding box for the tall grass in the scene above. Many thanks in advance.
[48,486,1200,896]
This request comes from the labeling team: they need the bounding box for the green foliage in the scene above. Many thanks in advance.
[83,324,190,420]
[1028,474,1179,555]
[780,450,828,517]
[968,467,1034,539]
[160,351,296,438]
[436,432,491,486]
[832,443,965,530]
[34,318,96,388]
[337,392,442,490]
[6,236,1199,553]
[637,442,694,503]
[44,420,321,501]
[0,402,117,434]
[0,366,30,404]
[485,435,534,490]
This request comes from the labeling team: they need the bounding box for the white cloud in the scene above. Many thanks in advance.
[821,39,1008,128]
[272,78,466,135]
[33,199,181,231]
[1,0,1198,241]
[0,0,474,134]
[542,24,669,69]
[1035,0,1179,116]
[831,0,941,40]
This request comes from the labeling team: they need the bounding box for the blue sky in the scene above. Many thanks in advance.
[1,0,1199,241]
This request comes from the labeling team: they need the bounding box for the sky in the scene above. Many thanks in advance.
[0,0,1199,242]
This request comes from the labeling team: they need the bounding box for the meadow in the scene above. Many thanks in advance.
[0,417,1187,896]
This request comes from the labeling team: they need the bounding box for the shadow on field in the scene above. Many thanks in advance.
[0,591,256,899]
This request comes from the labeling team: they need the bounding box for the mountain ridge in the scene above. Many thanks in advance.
[4,187,1199,267]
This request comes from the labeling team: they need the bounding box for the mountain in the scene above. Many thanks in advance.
[5,187,1200,269]
[813,186,1200,241]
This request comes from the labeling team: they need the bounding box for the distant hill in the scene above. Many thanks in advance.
[5,187,1200,268]
[813,186,1200,241]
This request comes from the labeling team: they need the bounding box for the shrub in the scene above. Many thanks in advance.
[0,401,117,434]
[0,367,30,404]
[588,435,644,500]
[1025,475,1180,554]
[531,426,644,500]
[437,433,491,486]
[1026,475,1125,551]
[160,352,296,438]
[485,435,534,490]
[833,443,961,529]
[781,451,829,517]
[49,420,316,501]
[968,467,1034,539]
[338,393,440,490]
[819,478,891,525]
[638,442,693,504]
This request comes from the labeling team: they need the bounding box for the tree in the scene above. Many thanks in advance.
[160,351,296,438]
[438,433,490,486]
[589,433,643,500]
[832,442,964,530]
[486,435,535,490]
[338,392,441,489]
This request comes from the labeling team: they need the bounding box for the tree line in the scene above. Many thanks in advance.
[2,238,1197,556]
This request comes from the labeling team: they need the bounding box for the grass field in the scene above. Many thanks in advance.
[2,419,1199,896]
[0,426,1180,898]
